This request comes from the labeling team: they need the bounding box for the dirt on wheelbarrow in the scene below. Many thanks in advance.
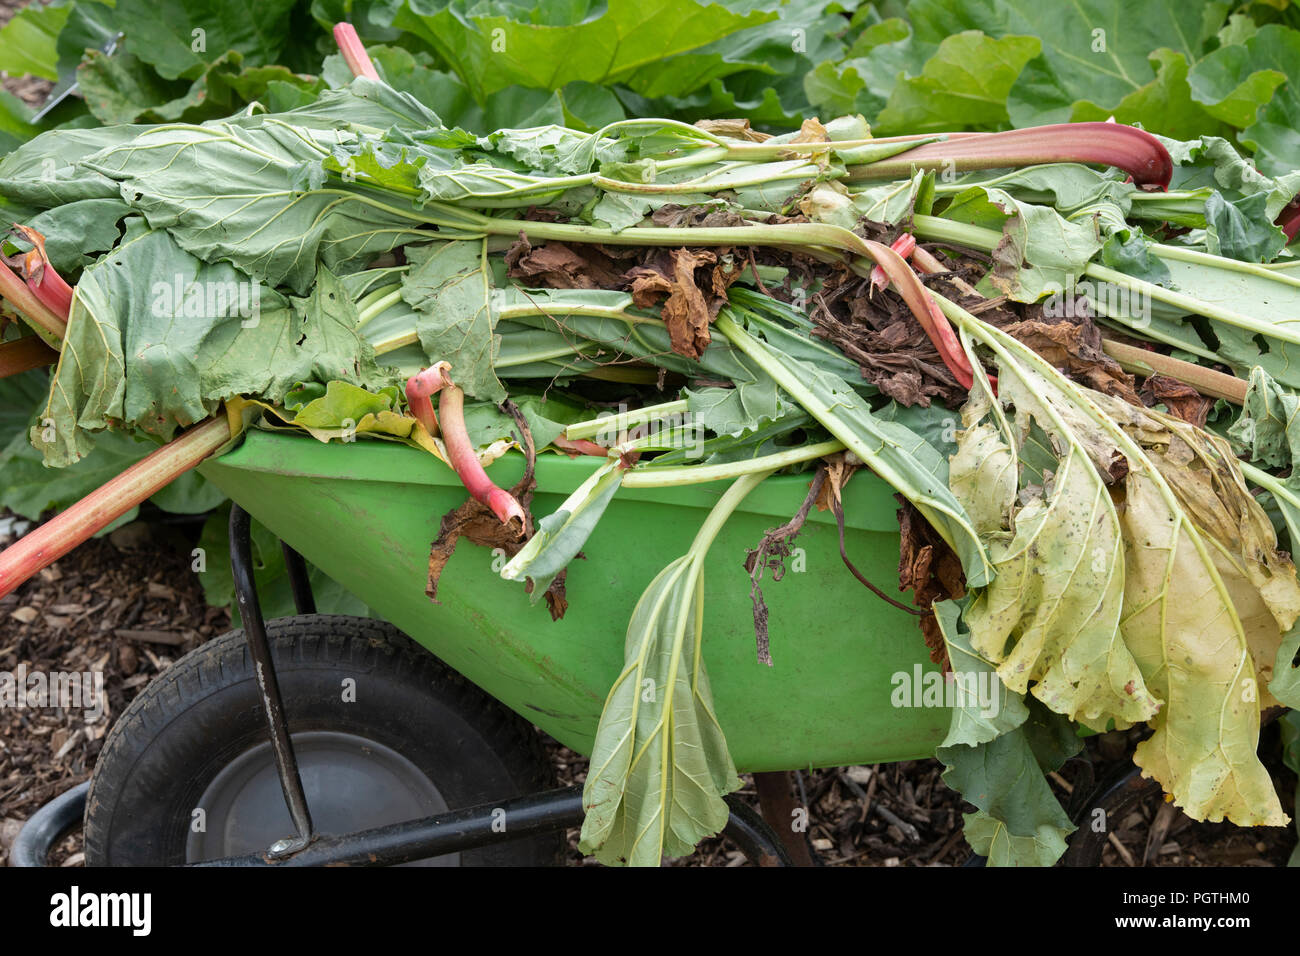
[1,509,1296,868]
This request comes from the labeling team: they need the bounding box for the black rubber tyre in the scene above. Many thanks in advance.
[84,615,560,866]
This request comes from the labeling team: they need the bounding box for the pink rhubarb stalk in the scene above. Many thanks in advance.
[405,361,450,438]
[1277,196,1300,242]
[0,335,58,378]
[406,365,525,526]
[863,237,975,389]
[552,436,610,458]
[10,225,73,318]
[870,234,916,291]
[0,417,232,598]
[848,122,1173,190]
[0,259,66,339]
[333,22,381,81]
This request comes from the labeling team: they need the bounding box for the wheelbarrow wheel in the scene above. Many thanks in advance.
[84,615,561,866]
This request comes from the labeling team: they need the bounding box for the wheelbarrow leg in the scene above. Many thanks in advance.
[753,771,816,866]
[280,541,316,615]
[229,504,314,857]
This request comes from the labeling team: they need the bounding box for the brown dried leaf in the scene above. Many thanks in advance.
[694,118,770,142]
[1004,318,1142,407]
[505,237,625,289]
[896,498,966,669]
[1141,374,1212,428]
[623,248,743,358]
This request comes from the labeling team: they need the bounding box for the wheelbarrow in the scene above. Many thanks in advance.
[14,430,1140,866]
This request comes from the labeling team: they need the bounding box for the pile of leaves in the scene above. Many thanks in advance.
[2,17,1300,867]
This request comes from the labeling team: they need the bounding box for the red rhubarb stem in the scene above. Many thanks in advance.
[871,234,916,291]
[405,361,449,437]
[552,436,610,458]
[848,122,1173,190]
[0,259,66,339]
[333,22,381,81]
[1277,196,1300,243]
[0,335,58,378]
[9,225,74,320]
[0,417,233,598]
[863,238,975,389]
[437,374,525,526]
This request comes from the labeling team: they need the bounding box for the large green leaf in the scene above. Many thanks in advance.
[954,309,1296,826]
[908,0,1239,137]
[114,0,300,80]
[939,184,1103,301]
[873,30,1040,133]
[402,240,505,402]
[33,227,387,465]
[951,344,1158,729]
[378,0,775,101]
[78,48,321,125]
[80,109,434,292]
[1188,24,1300,177]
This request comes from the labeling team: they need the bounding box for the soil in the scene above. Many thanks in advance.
[1,509,1295,868]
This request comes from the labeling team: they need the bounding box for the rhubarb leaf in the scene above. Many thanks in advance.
[873,31,1041,134]
[957,311,1294,825]
[1091,388,1300,713]
[1229,367,1300,472]
[961,808,1070,867]
[933,599,1029,748]
[33,229,390,464]
[500,458,624,599]
[579,474,762,866]
[951,338,1159,728]
[402,240,505,403]
[1187,24,1300,178]
[939,185,1103,301]
[909,0,1229,137]
[113,0,300,81]
[0,0,70,81]
[938,717,1074,847]
[378,0,774,101]
[81,116,433,293]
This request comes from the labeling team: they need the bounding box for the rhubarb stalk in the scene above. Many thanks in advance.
[10,225,74,319]
[0,259,66,339]
[847,122,1173,190]
[405,361,449,438]
[407,365,525,526]
[0,335,58,378]
[870,234,916,291]
[0,416,233,598]
[333,22,381,81]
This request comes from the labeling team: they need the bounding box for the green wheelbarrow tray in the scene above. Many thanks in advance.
[199,430,952,772]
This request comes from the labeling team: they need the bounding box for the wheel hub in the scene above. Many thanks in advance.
[186,730,457,866]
